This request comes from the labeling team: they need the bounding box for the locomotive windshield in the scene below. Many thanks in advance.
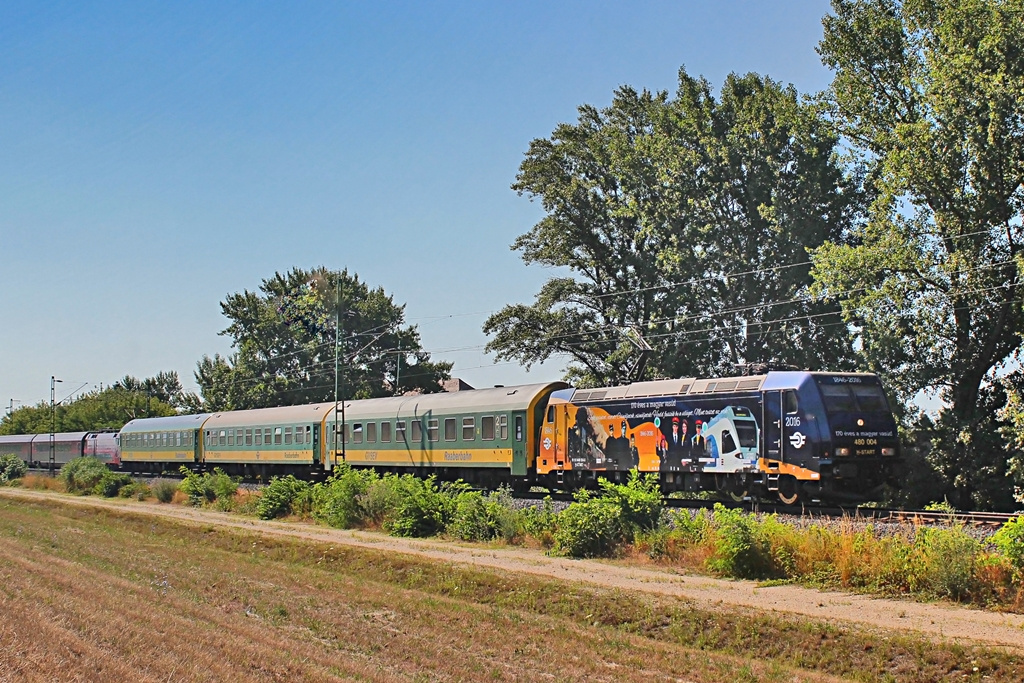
[818,382,889,413]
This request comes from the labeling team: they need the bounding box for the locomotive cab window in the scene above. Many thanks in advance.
[819,384,856,412]
[784,391,799,414]
[852,384,888,411]
[546,406,555,423]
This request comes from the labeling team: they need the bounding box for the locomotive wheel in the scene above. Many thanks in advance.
[727,488,748,503]
[776,476,800,505]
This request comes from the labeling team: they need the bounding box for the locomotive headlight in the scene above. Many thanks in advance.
[881,447,896,456]
[857,419,865,426]
[836,447,851,456]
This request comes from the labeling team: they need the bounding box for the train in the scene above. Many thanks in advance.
[0,371,901,503]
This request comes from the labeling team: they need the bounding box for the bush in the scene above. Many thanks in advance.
[312,463,379,528]
[119,481,151,500]
[0,454,27,483]
[597,471,663,540]
[552,490,625,558]
[60,457,110,494]
[911,526,983,601]
[357,475,403,527]
[93,470,133,497]
[385,475,461,538]
[179,467,240,506]
[152,480,178,503]
[256,475,311,520]
[706,504,776,579]
[992,516,1024,573]
[446,487,522,543]
[522,496,558,544]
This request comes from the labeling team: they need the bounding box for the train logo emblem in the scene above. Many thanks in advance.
[789,432,806,449]
[543,437,552,450]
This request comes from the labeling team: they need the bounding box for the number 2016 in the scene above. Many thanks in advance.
[785,416,802,427]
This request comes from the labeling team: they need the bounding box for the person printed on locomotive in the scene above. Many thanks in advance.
[691,420,708,456]
[628,433,640,470]
[660,416,688,472]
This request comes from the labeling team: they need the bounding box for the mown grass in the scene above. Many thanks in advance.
[0,495,1022,682]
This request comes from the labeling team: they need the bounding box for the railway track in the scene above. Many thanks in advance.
[513,490,1020,526]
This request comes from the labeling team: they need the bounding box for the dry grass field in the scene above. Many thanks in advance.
[0,495,1021,682]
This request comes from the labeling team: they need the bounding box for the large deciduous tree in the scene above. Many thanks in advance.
[812,0,1024,509]
[194,267,451,410]
[485,69,862,387]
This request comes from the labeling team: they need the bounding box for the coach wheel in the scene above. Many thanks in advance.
[777,476,800,505]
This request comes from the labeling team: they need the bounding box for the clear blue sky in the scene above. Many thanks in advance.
[0,0,836,408]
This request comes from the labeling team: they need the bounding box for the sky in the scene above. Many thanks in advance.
[0,0,837,409]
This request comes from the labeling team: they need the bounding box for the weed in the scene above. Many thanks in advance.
[93,471,133,498]
[552,489,624,558]
[992,516,1024,573]
[151,480,178,504]
[312,463,378,528]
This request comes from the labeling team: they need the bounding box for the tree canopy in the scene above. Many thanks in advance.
[194,267,451,410]
[812,0,1024,508]
[0,375,179,435]
[485,69,862,387]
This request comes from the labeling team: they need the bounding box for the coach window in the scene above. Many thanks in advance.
[227,430,235,446]
[444,418,456,441]
[411,420,422,442]
[396,421,406,441]
[380,421,391,443]
[264,428,272,445]
[498,415,508,440]
[463,417,475,441]
[176,432,181,447]
[366,422,376,443]
[295,426,304,445]
[428,419,439,442]
[353,424,363,444]
[784,390,799,414]
[237,429,244,445]
[245,428,253,446]
[284,427,293,445]
[482,416,495,441]
[255,429,263,446]
[219,430,227,446]
[515,416,524,442]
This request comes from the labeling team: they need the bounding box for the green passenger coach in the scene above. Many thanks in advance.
[325,382,567,484]
[119,413,211,471]
[201,403,332,475]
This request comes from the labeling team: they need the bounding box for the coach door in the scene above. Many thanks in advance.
[763,391,784,463]
[312,424,320,466]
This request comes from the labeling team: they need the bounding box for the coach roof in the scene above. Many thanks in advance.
[334,382,568,421]
[120,413,213,434]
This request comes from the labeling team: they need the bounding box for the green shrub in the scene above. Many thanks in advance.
[93,470,133,497]
[598,471,663,539]
[0,454,27,483]
[119,481,151,500]
[256,475,311,520]
[152,480,178,503]
[707,504,776,579]
[60,457,110,494]
[312,463,378,528]
[912,526,983,601]
[179,467,240,506]
[385,475,461,538]
[670,508,712,544]
[522,496,558,541]
[552,490,625,558]
[991,516,1024,572]
[357,475,403,526]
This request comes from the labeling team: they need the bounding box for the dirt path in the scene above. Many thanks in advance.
[5,487,1024,653]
